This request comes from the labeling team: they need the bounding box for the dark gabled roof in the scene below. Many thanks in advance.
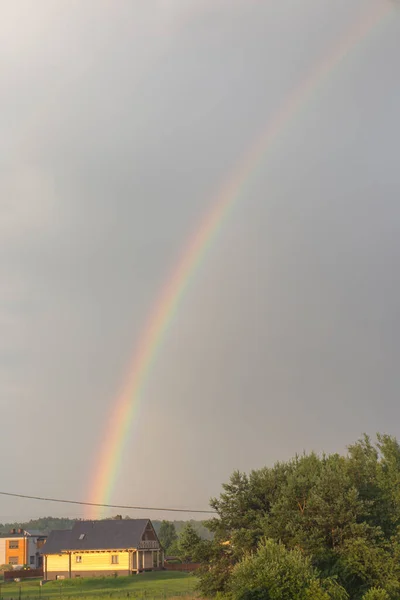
[40,530,72,555]
[41,519,159,554]
[68,519,150,551]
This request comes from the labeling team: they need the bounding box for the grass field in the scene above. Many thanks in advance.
[0,572,200,600]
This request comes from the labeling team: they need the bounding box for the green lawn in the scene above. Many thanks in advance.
[0,572,200,600]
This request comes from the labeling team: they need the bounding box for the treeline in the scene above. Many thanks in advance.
[154,520,213,559]
[187,434,400,600]
[0,517,74,535]
[153,520,213,542]
[0,516,212,541]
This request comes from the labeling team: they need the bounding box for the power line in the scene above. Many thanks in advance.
[0,491,216,515]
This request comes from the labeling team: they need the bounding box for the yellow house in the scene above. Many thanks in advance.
[41,519,163,580]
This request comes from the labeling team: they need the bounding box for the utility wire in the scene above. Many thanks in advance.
[0,491,216,514]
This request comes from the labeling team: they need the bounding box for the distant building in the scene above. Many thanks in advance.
[0,529,47,569]
[41,519,163,580]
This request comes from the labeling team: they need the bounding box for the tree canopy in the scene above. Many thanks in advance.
[157,520,178,554]
[195,434,400,599]
[0,517,74,535]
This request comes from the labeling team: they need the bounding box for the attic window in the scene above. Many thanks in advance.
[79,534,85,540]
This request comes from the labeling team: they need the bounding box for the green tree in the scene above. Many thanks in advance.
[230,538,346,600]
[178,523,202,561]
[303,579,348,600]
[375,434,400,530]
[158,521,178,553]
[362,589,390,600]
[337,531,400,598]
[198,434,400,598]
[197,541,236,597]
[238,589,271,600]
[152,519,214,540]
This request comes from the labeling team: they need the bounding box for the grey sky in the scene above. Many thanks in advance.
[1,0,400,522]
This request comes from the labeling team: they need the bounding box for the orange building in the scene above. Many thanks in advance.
[0,529,47,569]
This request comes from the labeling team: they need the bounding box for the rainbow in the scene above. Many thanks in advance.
[87,2,391,518]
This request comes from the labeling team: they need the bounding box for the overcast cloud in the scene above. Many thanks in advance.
[1,0,400,521]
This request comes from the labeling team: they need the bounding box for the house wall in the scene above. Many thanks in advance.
[28,538,37,567]
[0,539,6,564]
[5,537,27,566]
[71,550,130,574]
[1,536,44,567]
[44,547,163,580]
[143,551,154,570]
[46,553,70,578]
[45,551,132,579]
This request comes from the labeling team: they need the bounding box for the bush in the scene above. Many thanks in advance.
[230,539,317,600]
[238,589,271,600]
[230,539,348,600]
[304,579,348,600]
[362,589,390,600]
[0,564,12,572]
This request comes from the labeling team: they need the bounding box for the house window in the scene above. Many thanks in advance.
[75,556,82,563]
[111,555,119,564]
[9,541,19,549]
[30,556,35,565]
[9,557,19,565]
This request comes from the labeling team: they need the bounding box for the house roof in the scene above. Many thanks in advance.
[69,519,150,551]
[25,530,46,537]
[41,519,157,554]
[39,530,72,554]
